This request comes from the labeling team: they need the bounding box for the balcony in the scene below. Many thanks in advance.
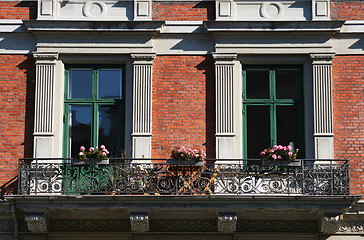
[18,159,350,196]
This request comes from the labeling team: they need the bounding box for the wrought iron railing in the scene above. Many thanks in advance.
[18,158,350,196]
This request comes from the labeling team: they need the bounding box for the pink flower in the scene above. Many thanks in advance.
[260,151,265,155]
[283,146,287,151]
[270,149,275,153]
[102,152,107,156]
[288,152,293,156]
[296,149,299,152]
[287,145,292,150]
[100,145,105,150]
[80,146,85,151]
[278,145,283,150]
[79,152,84,156]
[278,156,282,159]
[89,147,94,152]
[273,145,278,150]
[181,154,184,157]
[272,154,277,159]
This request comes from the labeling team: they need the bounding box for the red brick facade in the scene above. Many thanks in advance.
[152,55,215,158]
[153,1,215,21]
[0,1,36,20]
[0,55,35,191]
[331,0,364,20]
[333,56,364,195]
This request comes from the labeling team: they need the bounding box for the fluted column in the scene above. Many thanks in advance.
[131,54,155,160]
[311,53,335,159]
[213,53,237,159]
[33,52,58,158]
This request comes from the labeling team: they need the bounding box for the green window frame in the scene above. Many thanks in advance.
[63,65,125,158]
[242,65,304,159]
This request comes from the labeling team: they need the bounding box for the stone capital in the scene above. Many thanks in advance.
[217,212,237,232]
[131,53,156,64]
[310,53,335,64]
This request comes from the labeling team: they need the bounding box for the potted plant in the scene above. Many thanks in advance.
[169,146,206,165]
[260,145,300,166]
[72,145,110,165]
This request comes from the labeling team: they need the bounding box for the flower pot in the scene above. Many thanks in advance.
[167,159,204,166]
[71,158,109,166]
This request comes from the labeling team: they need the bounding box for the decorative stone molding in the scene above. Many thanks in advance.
[50,219,130,232]
[310,53,335,159]
[130,212,149,232]
[217,212,237,233]
[25,212,49,233]
[216,0,233,20]
[312,0,330,21]
[319,214,341,234]
[213,53,237,159]
[134,0,152,21]
[33,52,59,158]
[340,221,364,233]
[237,220,317,232]
[131,54,156,160]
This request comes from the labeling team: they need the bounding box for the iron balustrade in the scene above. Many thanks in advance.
[18,159,350,196]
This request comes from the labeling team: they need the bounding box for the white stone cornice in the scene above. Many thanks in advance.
[310,53,335,64]
[33,52,59,65]
[131,53,156,64]
[213,53,237,65]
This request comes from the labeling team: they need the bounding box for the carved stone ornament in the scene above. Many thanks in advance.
[218,213,237,232]
[130,212,149,232]
[25,213,49,233]
[319,214,341,234]
[340,221,364,233]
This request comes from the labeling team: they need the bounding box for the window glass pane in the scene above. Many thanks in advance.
[99,105,122,157]
[276,105,303,158]
[276,69,300,100]
[69,69,92,99]
[246,70,270,99]
[247,105,271,158]
[69,105,92,158]
[99,69,123,99]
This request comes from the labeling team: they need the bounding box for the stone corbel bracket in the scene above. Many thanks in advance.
[319,213,342,234]
[130,212,149,232]
[218,212,237,232]
[25,212,49,233]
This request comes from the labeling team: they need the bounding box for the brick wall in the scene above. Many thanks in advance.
[333,56,364,196]
[0,55,35,193]
[331,0,364,20]
[152,55,215,158]
[153,1,215,21]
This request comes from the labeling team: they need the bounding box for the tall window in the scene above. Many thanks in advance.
[63,65,125,158]
[242,66,304,159]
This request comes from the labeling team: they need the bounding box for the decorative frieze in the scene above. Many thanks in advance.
[130,212,149,232]
[131,54,155,159]
[218,212,237,232]
[310,53,335,159]
[25,212,49,233]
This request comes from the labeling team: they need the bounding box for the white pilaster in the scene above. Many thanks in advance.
[33,52,58,158]
[310,53,335,159]
[131,54,155,160]
[213,53,237,160]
